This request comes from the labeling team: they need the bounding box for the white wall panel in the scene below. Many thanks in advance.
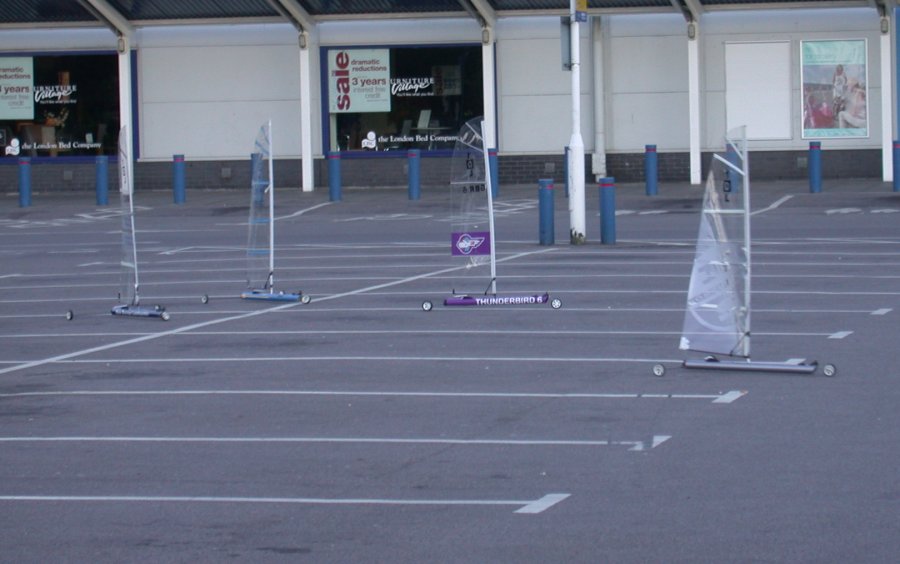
[607,35,686,93]
[497,18,592,153]
[142,101,300,160]
[500,94,592,153]
[725,41,791,139]
[141,46,300,103]
[608,92,690,150]
[137,25,307,161]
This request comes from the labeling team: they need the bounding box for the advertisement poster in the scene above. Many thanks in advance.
[801,39,868,138]
[0,57,34,121]
[328,48,391,113]
[1,53,118,157]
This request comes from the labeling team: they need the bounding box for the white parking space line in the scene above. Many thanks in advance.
[39,356,686,366]
[828,331,853,339]
[871,308,892,315]
[0,389,746,404]
[0,435,672,450]
[0,493,569,515]
[0,249,555,376]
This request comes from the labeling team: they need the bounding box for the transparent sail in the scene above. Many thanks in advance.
[118,126,139,307]
[448,117,496,296]
[110,127,169,320]
[238,121,305,303]
[246,120,274,293]
[680,126,751,358]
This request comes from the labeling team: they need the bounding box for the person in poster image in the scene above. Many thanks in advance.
[831,64,848,121]
[838,79,866,128]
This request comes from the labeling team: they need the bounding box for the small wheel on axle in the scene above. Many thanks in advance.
[422,301,433,312]
[550,298,562,309]
[160,311,171,321]
[65,310,74,321]
[652,364,666,377]
[822,363,837,377]
[201,294,209,304]
[300,294,311,304]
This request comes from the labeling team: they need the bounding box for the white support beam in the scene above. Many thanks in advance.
[687,20,701,184]
[880,10,893,181]
[682,0,705,20]
[299,36,314,192]
[117,33,133,191]
[78,1,135,183]
[482,40,497,151]
[459,1,497,151]
[78,0,133,36]
[268,0,318,193]
[464,0,497,28]
[269,0,317,32]
[591,16,607,179]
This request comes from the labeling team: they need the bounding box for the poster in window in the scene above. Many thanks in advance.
[801,40,868,138]
[0,57,34,121]
[1,53,119,157]
[328,48,391,113]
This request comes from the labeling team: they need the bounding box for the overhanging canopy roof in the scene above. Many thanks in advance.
[0,0,885,30]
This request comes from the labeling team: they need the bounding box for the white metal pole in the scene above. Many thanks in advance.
[568,0,586,244]
[268,120,275,290]
[482,121,498,295]
[740,135,751,358]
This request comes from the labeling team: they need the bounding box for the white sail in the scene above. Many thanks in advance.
[246,120,275,293]
[117,126,139,307]
[448,117,496,296]
[680,127,751,357]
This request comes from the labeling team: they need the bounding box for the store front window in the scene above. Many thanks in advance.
[324,44,483,153]
[1,52,119,159]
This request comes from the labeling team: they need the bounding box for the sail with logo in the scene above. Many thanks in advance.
[446,117,496,300]
[420,117,561,311]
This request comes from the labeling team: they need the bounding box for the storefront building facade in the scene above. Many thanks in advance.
[0,4,896,192]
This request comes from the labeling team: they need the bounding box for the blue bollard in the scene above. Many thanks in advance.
[599,177,616,245]
[407,149,420,200]
[95,155,109,206]
[538,178,555,245]
[18,157,31,208]
[893,141,900,193]
[725,144,741,194]
[328,151,342,202]
[488,148,499,199]
[563,146,569,198]
[173,154,186,204]
[809,141,822,193]
[645,144,658,196]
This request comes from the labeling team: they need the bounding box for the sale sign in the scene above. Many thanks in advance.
[328,49,391,113]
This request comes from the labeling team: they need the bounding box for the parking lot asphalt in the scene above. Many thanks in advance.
[1,176,899,562]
